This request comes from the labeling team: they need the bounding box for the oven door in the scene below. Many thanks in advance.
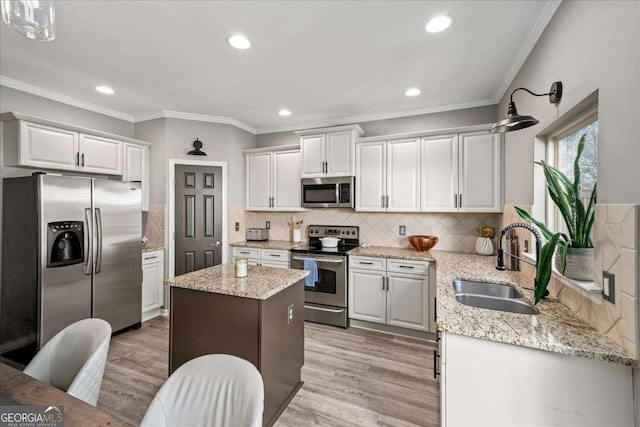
[290,254,346,308]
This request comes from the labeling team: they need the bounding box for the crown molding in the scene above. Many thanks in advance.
[254,98,496,135]
[492,0,563,103]
[0,75,135,122]
[133,110,257,134]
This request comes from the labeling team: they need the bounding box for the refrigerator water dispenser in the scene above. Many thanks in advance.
[47,221,84,267]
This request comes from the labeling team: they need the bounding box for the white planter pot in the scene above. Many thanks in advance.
[475,237,494,256]
[555,247,594,281]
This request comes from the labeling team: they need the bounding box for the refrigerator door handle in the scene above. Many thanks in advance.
[84,208,93,275]
[95,207,103,274]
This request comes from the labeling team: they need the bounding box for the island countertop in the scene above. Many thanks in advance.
[164,264,309,300]
[431,250,636,366]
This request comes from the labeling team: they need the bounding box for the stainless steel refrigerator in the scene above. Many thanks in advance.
[1,174,142,365]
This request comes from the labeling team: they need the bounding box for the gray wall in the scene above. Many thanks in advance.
[134,118,256,208]
[499,0,640,205]
[255,105,497,148]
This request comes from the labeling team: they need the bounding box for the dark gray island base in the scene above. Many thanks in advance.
[166,264,308,427]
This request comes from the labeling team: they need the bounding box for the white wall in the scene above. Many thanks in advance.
[255,105,497,148]
[500,0,640,205]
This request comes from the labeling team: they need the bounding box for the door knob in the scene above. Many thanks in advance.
[208,241,221,247]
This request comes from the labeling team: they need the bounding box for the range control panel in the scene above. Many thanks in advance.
[307,225,359,239]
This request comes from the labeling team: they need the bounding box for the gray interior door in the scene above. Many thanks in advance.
[175,165,223,275]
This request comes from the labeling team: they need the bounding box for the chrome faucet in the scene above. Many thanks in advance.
[496,223,546,296]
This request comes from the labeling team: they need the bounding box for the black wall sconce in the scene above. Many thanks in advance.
[187,138,207,156]
[490,81,563,134]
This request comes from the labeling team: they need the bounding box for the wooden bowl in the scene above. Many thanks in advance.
[408,235,439,252]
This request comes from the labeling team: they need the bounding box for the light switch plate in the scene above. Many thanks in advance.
[399,225,406,236]
[266,221,271,229]
[603,271,615,304]
[235,222,240,231]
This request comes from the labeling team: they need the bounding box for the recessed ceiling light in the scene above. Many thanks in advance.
[95,85,114,95]
[227,34,251,50]
[404,88,422,97]
[278,109,292,117]
[426,15,453,33]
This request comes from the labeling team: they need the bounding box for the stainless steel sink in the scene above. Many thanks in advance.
[454,294,539,315]
[451,279,538,315]
[452,279,523,299]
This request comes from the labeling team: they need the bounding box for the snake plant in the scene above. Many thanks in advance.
[515,134,597,303]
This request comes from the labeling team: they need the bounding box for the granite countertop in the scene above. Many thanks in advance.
[348,245,436,261]
[430,250,636,366]
[142,244,164,253]
[230,240,305,250]
[164,263,309,300]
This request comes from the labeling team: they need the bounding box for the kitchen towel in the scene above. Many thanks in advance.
[303,258,318,288]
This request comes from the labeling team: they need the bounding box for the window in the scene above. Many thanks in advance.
[547,113,598,234]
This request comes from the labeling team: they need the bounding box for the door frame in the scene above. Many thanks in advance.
[166,158,228,279]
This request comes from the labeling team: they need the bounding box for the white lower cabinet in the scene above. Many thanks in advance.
[348,255,433,332]
[348,268,386,323]
[142,250,165,321]
[438,331,634,426]
[232,247,289,268]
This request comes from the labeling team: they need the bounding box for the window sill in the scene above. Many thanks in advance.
[521,252,603,305]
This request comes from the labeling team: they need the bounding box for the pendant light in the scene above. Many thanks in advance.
[1,0,56,41]
[490,82,563,134]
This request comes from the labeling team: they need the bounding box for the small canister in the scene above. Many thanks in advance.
[235,258,248,278]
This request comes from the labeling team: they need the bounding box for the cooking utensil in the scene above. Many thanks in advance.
[319,237,340,248]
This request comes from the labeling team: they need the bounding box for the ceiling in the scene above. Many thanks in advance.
[0,1,559,134]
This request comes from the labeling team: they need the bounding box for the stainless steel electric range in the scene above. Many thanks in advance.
[289,225,360,328]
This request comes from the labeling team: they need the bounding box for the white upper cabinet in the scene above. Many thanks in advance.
[245,147,305,212]
[246,152,273,210]
[459,132,502,212]
[421,135,459,212]
[355,138,420,212]
[420,132,502,213]
[325,131,353,176]
[79,134,122,175]
[2,114,150,179]
[273,149,301,210]
[123,143,150,211]
[18,121,79,171]
[300,134,325,177]
[355,141,386,212]
[386,138,421,212]
[297,125,364,178]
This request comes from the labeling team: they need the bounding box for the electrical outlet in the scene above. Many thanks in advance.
[235,222,240,231]
[603,271,615,303]
[266,221,271,229]
[287,304,294,324]
[399,225,406,236]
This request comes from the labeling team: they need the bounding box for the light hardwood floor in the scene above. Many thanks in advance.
[98,316,440,426]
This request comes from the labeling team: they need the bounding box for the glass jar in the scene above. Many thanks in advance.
[235,258,248,278]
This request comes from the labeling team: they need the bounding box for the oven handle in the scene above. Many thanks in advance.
[304,305,345,313]
[291,256,344,264]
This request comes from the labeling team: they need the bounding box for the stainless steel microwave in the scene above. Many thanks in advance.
[301,177,355,208]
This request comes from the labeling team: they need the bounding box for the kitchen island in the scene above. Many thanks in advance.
[165,264,309,427]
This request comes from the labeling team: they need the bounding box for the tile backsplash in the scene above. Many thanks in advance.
[144,204,165,248]
[245,209,499,252]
